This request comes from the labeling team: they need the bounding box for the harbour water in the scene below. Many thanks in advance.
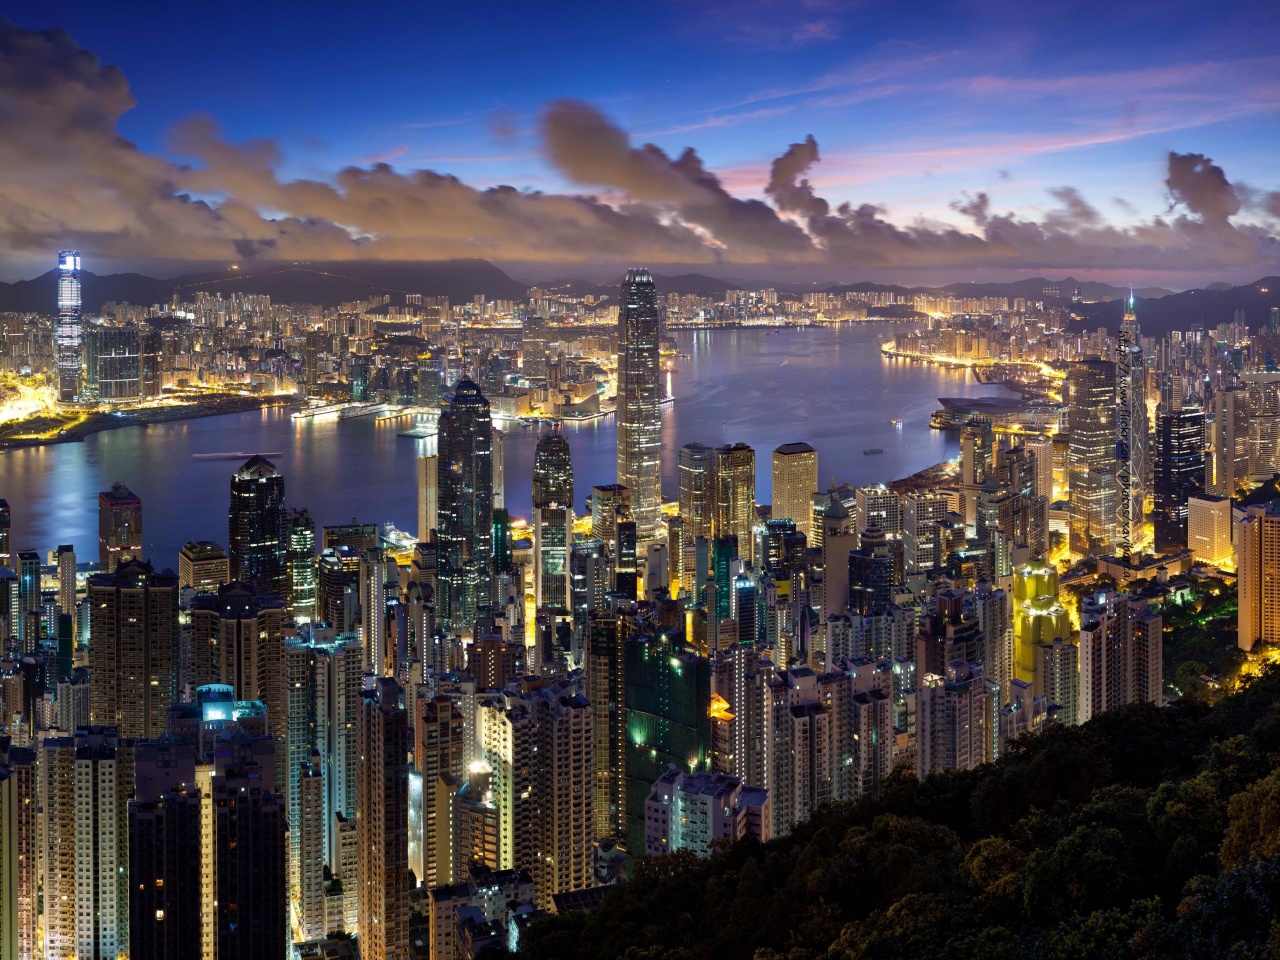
[0,324,1015,568]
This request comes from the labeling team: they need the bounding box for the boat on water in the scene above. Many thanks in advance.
[863,448,884,455]
[889,418,903,426]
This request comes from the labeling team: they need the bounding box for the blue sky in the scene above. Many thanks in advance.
[3,0,1279,283]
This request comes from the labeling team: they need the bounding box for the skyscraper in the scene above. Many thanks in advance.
[902,491,946,573]
[55,249,82,402]
[98,482,143,572]
[417,453,439,543]
[88,559,179,739]
[1153,406,1206,553]
[415,694,466,889]
[178,540,229,594]
[533,431,574,614]
[1067,358,1118,556]
[712,443,756,558]
[616,269,662,540]
[678,442,714,542]
[772,442,818,538]
[1115,302,1147,558]
[0,499,10,569]
[1237,502,1280,652]
[357,677,409,960]
[437,380,494,634]
[228,456,288,596]
[296,750,327,941]
[287,508,318,622]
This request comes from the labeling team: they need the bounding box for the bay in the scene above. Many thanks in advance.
[0,323,1015,568]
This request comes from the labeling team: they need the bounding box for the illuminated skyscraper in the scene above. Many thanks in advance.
[228,456,288,596]
[287,508,318,622]
[1153,406,1205,553]
[0,499,10,569]
[357,677,410,960]
[415,694,466,889]
[88,559,179,739]
[1067,358,1117,556]
[98,482,143,572]
[417,453,439,542]
[712,443,756,558]
[56,249,82,402]
[678,442,714,542]
[1237,501,1280,652]
[902,491,946,573]
[1012,559,1072,686]
[179,540,230,595]
[437,380,494,634]
[533,431,574,613]
[772,442,818,538]
[1115,302,1147,558]
[616,269,662,540]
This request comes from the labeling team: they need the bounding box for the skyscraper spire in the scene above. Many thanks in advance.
[616,268,662,540]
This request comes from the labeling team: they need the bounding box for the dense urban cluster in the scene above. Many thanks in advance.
[1,256,1279,960]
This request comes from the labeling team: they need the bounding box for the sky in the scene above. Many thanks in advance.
[1,0,1279,286]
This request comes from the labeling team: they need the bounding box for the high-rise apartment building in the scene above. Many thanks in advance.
[479,679,593,908]
[56,249,82,402]
[916,662,995,777]
[416,693,466,889]
[902,491,946,573]
[772,442,818,538]
[438,380,494,635]
[1011,559,1072,686]
[296,750,327,941]
[88,559,179,739]
[178,539,229,594]
[586,609,627,844]
[616,269,663,540]
[1238,501,1280,652]
[1078,591,1163,720]
[0,744,35,960]
[856,483,901,540]
[98,481,143,572]
[644,768,771,858]
[357,677,409,960]
[1153,406,1206,553]
[360,547,391,676]
[1210,385,1250,498]
[228,455,288,596]
[1067,358,1117,556]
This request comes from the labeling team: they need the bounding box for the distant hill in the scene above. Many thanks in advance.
[1074,277,1280,336]
[0,259,527,312]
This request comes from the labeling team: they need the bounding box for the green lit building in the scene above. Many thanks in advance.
[624,631,710,852]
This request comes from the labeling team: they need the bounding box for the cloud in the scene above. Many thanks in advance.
[0,18,1278,280]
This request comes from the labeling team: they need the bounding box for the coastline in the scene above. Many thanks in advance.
[0,394,298,451]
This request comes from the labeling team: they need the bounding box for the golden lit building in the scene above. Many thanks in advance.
[1237,502,1280,652]
[771,443,818,539]
[1012,559,1072,685]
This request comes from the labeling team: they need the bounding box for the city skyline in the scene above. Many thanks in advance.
[0,6,1278,286]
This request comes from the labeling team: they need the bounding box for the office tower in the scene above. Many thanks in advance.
[1066,358,1117,556]
[614,515,639,600]
[478,679,593,908]
[1210,385,1250,497]
[56,543,75,623]
[1024,435,1055,501]
[82,324,159,401]
[228,455,288,596]
[56,249,82,402]
[178,540,229,594]
[772,442,818,537]
[1035,638,1080,726]
[712,443,756,558]
[678,442,714,543]
[98,482,143,571]
[438,380,494,635]
[1152,406,1206,553]
[0,499,9,568]
[1187,493,1233,567]
[297,750,327,941]
[360,547,391,675]
[1115,302,1147,558]
[418,453,439,542]
[0,744,34,960]
[533,432,574,613]
[318,545,361,632]
[916,662,995,777]
[1011,559,1071,687]
[1078,592,1163,718]
[570,540,610,657]
[210,762,288,960]
[288,507,318,622]
[190,583,290,791]
[590,483,631,556]
[493,428,506,511]
[902,491,946,573]
[616,268,663,540]
[16,551,41,653]
[666,515,687,591]
[586,609,627,844]
[644,768,770,857]
[128,742,201,960]
[43,727,134,960]
[357,677,409,960]
[417,694,466,888]
[88,559,179,739]
[625,633,711,851]
[1238,502,1280,652]
[856,484,901,540]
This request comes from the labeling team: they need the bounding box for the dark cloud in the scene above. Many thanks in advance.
[0,18,1278,279]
